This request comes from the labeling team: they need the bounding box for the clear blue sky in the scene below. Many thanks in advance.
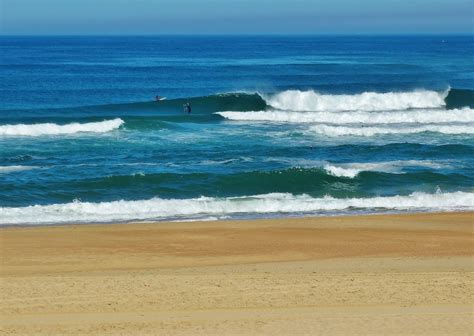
[1,0,473,35]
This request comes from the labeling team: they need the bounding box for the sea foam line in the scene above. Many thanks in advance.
[1,191,472,225]
[310,124,474,137]
[263,89,447,112]
[217,108,474,124]
[0,119,124,137]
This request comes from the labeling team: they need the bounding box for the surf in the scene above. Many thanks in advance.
[0,118,124,137]
[217,108,474,124]
[4,166,470,209]
[310,124,474,137]
[262,89,448,112]
[1,191,473,225]
[3,88,472,117]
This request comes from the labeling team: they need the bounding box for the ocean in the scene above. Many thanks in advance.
[1,35,473,225]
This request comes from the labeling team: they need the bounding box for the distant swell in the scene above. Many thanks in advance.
[1,191,472,225]
[0,119,124,136]
[263,89,448,112]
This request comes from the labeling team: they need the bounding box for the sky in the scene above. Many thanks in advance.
[1,0,473,35]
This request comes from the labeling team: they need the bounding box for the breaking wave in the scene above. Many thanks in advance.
[216,89,474,137]
[3,88,472,120]
[0,119,124,137]
[1,191,472,225]
[323,160,447,178]
[263,89,448,112]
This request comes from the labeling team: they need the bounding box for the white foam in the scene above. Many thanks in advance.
[0,165,37,174]
[311,124,474,137]
[263,89,447,112]
[217,108,474,124]
[324,160,447,178]
[0,119,124,137]
[1,191,473,225]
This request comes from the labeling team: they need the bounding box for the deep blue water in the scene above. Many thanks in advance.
[1,35,473,225]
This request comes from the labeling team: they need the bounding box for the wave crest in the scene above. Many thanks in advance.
[1,191,473,225]
[0,119,124,137]
[323,160,447,178]
[263,89,447,112]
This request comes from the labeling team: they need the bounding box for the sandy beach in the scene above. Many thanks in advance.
[1,212,473,335]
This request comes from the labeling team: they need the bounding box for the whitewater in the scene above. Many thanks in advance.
[216,89,474,138]
[1,191,473,225]
[218,108,474,124]
[262,89,448,112]
[0,119,124,137]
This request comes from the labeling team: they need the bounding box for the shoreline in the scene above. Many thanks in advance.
[1,211,473,335]
[1,208,473,229]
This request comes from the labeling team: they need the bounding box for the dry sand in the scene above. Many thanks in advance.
[1,212,473,335]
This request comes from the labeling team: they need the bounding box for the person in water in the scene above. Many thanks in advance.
[183,102,191,114]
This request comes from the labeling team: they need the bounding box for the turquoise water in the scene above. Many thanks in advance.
[1,36,473,224]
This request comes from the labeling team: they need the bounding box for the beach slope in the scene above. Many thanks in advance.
[1,212,473,335]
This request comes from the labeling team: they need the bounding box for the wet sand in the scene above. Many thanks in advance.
[1,212,473,335]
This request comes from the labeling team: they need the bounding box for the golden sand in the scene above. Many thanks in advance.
[1,212,473,335]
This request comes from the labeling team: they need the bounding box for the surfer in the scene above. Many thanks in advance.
[183,102,192,114]
[155,95,162,101]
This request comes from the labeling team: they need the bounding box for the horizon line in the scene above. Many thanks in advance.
[1,32,473,37]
